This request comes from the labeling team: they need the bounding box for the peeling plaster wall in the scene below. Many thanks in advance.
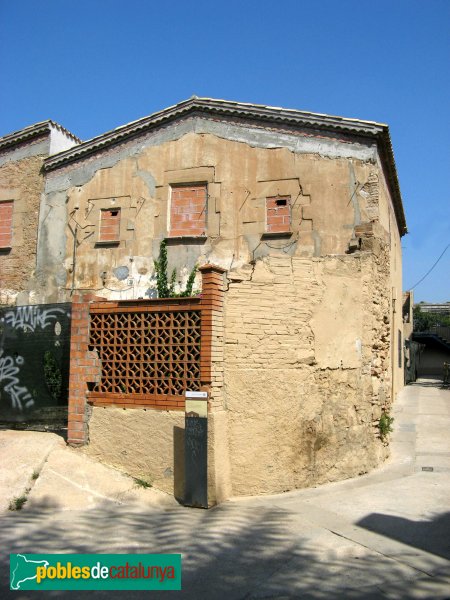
[379,164,404,401]
[34,122,404,499]
[0,130,78,306]
[37,126,381,303]
[222,251,390,496]
[0,137,50,167]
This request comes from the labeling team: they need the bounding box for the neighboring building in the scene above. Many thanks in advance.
[415,303,450,315]
[412,300,450,379]
[0,123,79,424]
[0,98,407,503]
[0,121,80,305]
[412,334,450,378]
[403,290,423,384]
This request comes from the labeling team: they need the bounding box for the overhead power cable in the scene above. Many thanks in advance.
[409,243,449,290]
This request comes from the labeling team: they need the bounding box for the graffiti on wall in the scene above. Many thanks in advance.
[0,303,71,420]
[0,350,34,410]
[2,306,66,333]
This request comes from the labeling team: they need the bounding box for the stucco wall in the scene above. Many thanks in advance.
[38,122,382,303]
[377,162,404,399]
[83,406,185,497]
[37,124,404,500]
[222,251,389,496]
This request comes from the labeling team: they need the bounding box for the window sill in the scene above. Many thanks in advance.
[261,232,293,240]
[95,240,120,248]
[165,235,207,245]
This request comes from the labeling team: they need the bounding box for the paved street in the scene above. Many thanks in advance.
[1,378,449,599]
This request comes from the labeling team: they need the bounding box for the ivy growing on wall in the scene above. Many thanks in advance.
[153,240,198,298]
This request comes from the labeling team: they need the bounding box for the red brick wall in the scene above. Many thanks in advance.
[169,184,207,237]
[0,200,13,248]
[67,294,103,445]
[198,265,225,389]
[266,196,291,233]
[99,208,120,242]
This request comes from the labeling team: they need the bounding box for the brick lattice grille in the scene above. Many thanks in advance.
[89,309,201,396]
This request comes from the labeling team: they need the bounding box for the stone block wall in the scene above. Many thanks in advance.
[0,152,46,305]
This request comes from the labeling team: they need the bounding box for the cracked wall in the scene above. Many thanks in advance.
[222,247,394,495]
[35,122,381,303]
[32,124,403,499]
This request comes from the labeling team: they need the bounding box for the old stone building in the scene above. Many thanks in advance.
[0,122,79,305]
[0,98,407,503]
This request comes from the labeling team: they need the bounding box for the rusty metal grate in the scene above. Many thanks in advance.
[89,310,201,396]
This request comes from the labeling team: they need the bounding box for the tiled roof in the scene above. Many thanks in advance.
[0,120,81,151]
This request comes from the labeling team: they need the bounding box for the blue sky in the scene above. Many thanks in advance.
[1,0,448,302]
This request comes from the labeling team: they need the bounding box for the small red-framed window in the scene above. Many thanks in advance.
[169,184,207,237]
[99,208,121,243]
[0,200,13,248]
[266,196,291,233]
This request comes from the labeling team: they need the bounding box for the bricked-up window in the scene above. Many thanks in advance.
[0,201,13,248]
[170,184,207,237]
[99,208,121,243]
[266,196,291,233]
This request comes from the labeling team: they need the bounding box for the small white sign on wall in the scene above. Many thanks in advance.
[185,391,208,399]
[185,390,208,418]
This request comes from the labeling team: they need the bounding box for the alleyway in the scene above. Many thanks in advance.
[1,378,449,599]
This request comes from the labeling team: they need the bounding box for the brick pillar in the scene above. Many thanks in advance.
[199,264,226,396]
[67,294,103,446]
[199,264,229,506]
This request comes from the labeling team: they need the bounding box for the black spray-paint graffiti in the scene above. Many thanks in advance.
[0,350,34,411]
[2,306,66,333]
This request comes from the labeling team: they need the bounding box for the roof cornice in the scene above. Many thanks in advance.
[43,97,389,172]
[0,120,81,152]
[41,97,407,236]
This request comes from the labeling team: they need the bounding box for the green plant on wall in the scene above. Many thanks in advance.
[378,412,394,439]
[43,351,62,402]
[153,240,198,298]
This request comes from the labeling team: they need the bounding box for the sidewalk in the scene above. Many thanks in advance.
[234,378,450,598]
[0,378,449,599]
[0,430,177,513]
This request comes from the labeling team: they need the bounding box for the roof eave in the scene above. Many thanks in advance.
[378,127,408,237]
[43,97,387,172]
[0,121,81,153]
[41,97,407,236]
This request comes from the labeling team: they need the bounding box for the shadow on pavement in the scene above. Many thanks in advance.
[408,378,449,390]
[0,498,448,599]
[357,511,450,560]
